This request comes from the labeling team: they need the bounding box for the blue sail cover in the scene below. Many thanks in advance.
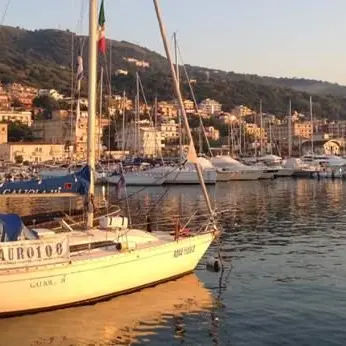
[0,214,23,241]
[0,165,90,196]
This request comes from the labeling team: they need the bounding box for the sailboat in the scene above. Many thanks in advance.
[0,0,219,317]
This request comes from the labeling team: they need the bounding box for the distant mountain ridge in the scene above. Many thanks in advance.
[0,25,346,119]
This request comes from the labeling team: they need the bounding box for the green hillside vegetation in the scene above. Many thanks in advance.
[1,25,346,119]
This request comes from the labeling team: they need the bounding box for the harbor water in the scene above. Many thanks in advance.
[0,179,346,345]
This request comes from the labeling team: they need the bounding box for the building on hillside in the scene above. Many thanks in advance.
[7,83,37,109]
[0,143,67,163]
[204,126,220,141]
[106,94,133,115]
[123,57,150,68]
[0,84,10,109]
[0,110,32,126]
[38,89,64,100]
[157,101,177,118]
[31,115,108,160]
[115,69,129,76]
[198,98,222,115]
[219,113,238,124]
[116,125,163,157]
[0,124,8,144]
[245,123,267,143]
[231,105,254,117]
[327,120,346,137]
[159,120,179,141]
[301,139,343,156]
[180,99,195,113]
[271,121,312,147]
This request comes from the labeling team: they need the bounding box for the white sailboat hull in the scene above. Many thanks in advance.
[216,169,262,181]
[0,232,214,316]
[259,170,276,179]
[164,170,216,184]
[106,173,165,186]
[274,168,294,177]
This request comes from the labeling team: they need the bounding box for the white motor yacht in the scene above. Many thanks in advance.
[211,156,262,181]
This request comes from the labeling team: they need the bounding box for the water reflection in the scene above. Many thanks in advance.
[0,195,82,217]
[0,274,214,345]
[2,180,346,345]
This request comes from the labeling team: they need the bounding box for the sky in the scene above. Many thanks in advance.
[2,0,346,85]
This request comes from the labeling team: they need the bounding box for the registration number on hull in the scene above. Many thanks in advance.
[174,245,195,258]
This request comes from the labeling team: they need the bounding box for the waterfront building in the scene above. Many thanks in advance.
[32,112,108,160]
[0,142,67,163]
[116,125,163,157]
[0,110,32,126]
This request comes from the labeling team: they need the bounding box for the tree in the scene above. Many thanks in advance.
[33,95,59,112]
[8,121,35,142]
[11,97,24,109]
[15,155,23,164]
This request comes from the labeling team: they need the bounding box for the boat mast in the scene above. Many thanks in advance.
[288,99,292,157]
[122,90,126,154]
[259,99,263,156]
[98,66,104,161]
[174,32,183,164]
[135,72,140,156]
[254,111,257,157]
[153,0,214,215]
[154,95,158,158]
[227,114,231,155]
[269,121,273,155]
[310,96,314,156]
[86,0,97,229]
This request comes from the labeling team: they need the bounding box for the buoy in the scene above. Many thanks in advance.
[206,256,221,272]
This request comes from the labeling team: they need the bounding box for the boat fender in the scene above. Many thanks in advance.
[206,256,221,272]
[115,242,137,251]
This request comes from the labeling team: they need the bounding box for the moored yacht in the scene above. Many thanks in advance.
[257,155,294,177]
[211,156,262,181]
[106,169,165,186]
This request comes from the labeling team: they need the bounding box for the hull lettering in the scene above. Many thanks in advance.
[174,245,195,258]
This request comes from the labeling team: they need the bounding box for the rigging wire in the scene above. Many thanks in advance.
[176,41,213,157]
[0,0,11,26]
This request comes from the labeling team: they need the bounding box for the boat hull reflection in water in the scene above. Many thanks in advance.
[0,274,213,345]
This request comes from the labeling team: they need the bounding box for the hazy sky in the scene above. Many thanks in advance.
[2,0,346,85]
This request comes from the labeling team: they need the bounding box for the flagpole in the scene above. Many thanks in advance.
[153,0,214,216]
[86,0,97,229]
[98,66,104,161]
[122,90,126,154]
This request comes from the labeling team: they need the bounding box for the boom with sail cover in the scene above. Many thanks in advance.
[0,165,90,196]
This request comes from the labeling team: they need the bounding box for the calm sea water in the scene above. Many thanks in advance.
[1,179,346,345]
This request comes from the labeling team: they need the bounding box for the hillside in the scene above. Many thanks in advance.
[1,25,346,119]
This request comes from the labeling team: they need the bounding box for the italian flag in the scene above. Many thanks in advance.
[98,0,106,54]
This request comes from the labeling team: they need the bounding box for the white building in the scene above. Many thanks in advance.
[38,89,64,100]
[117,125,163,157]
[0,143,67,163]
[159,120,179,140]
[116,69,129,76]
[0,110,32,126]
[198,98,222,115]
